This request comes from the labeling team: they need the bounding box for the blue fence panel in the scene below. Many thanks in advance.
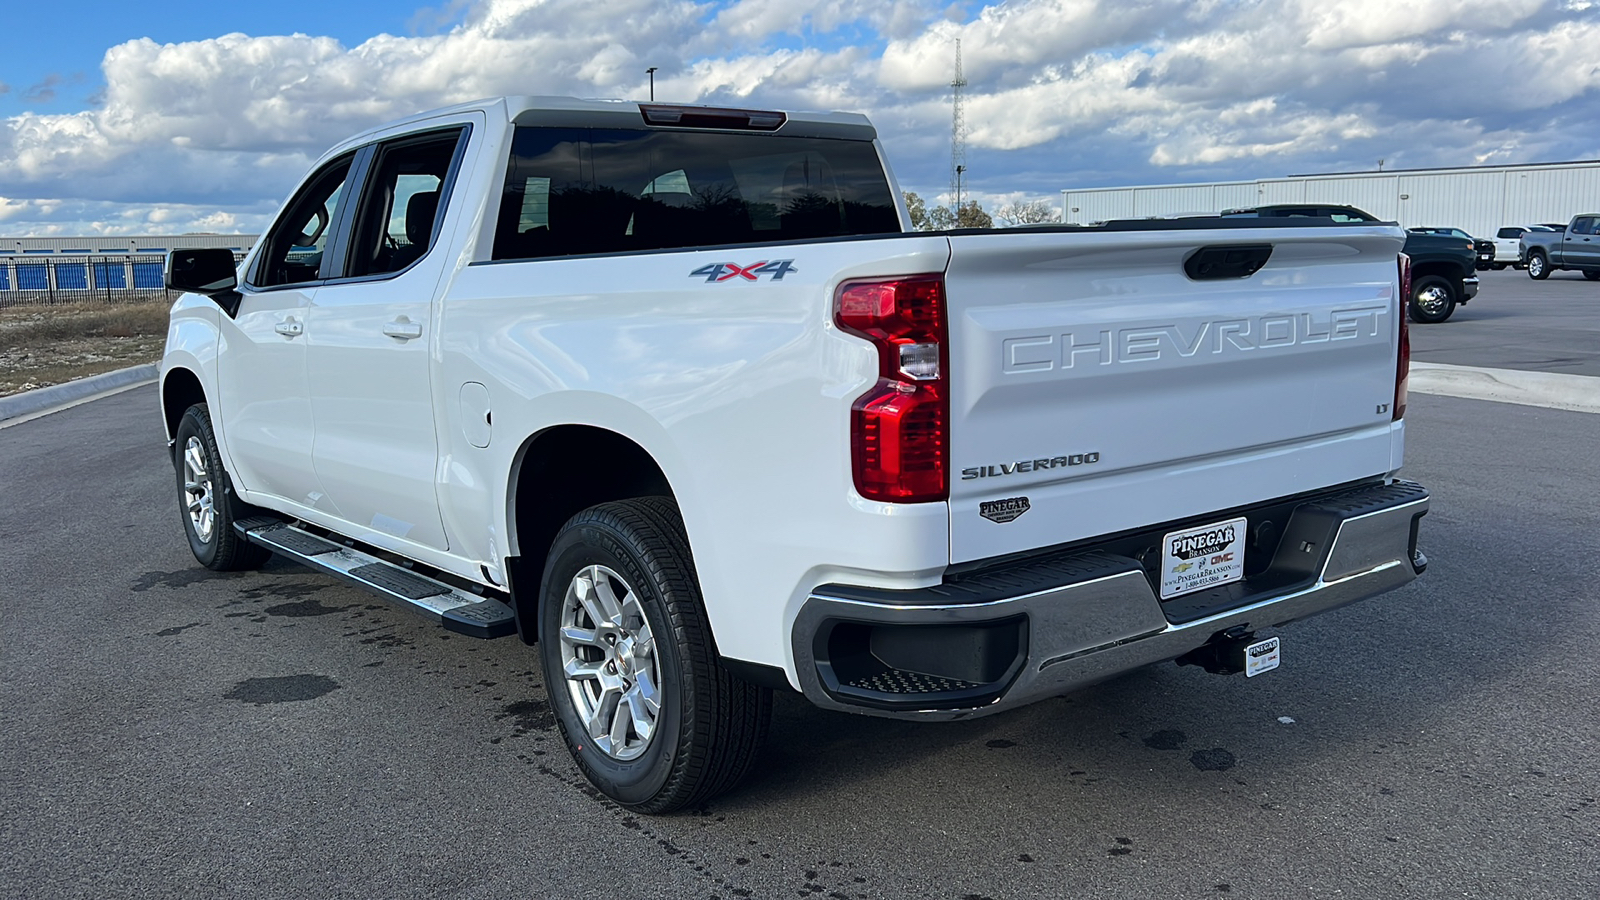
[55,263,89,290]
[0,266,9,291]
[94,263,128,289]
[17,264,49,291]
[132,261,164,289]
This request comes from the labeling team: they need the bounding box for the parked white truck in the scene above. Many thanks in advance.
[161,97,1429,812]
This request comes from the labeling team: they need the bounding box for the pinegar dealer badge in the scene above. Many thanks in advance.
[979,497,1031,523]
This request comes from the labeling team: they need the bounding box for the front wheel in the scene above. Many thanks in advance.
[173,404,272,571]
[1408,275,1457,323]
[1527,252,1550,280]
[539,498,771,813]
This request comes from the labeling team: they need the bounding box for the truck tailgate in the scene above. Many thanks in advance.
[945,224,1406,564]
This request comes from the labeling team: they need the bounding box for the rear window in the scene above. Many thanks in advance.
[493,126,900,260]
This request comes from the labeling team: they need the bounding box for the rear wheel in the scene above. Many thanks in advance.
[1527,251,1550,280]
[539,498,771,813]
[1408,275,1457,324]
[173,404,272,571]
[1584,269,1600,281]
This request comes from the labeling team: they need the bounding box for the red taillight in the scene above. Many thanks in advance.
[1394,253,1410,421]
[835,275,948,502]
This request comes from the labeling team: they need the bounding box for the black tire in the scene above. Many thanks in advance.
[173,404,272,571]
[538,497,771,813]
[1492,263,1506,270]
[1408,274,1457,324]
[1583,269,1600,281]
[1527,251,1550,280]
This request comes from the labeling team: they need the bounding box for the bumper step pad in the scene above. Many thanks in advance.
[236,521,515,639]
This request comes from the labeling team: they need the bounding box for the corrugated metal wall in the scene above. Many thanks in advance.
[1061,162,1600,237]
[0,234,256,254]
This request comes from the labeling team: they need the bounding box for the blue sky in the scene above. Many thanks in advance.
[0,2,419,111]
[2,0,1598,235]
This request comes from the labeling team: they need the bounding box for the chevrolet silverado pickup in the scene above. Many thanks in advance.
[160,96,1430,812]
[1520,214,1600,280]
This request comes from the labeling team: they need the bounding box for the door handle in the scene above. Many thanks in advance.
[383,318,423,340]
[274,317,303,337]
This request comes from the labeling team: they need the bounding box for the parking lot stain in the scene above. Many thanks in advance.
[495,698,555,734]
[1143,729,1188,750]
[132,568,242,592]
[262,598,345,617]
[223,674,341,705]
[154,622,204,636]
[1190,748,1237,771]
[985,739,1016,749]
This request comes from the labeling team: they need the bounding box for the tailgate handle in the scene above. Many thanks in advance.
[1184,244,1273,280]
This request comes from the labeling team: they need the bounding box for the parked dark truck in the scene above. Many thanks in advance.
[1223,205,1480,323]
[1520,214,1600,280]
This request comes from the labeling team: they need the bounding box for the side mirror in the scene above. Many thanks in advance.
[167,248,241,315]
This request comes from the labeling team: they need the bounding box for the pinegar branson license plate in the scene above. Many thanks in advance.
[1159,516,1247,600]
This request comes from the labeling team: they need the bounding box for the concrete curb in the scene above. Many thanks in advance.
[0,364,159,424]
[1409,362,1600,415]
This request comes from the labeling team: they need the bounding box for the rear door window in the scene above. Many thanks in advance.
[344,128,466,277]
[493,126,900,261]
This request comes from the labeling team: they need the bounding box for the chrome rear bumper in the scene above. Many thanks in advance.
[793,480,1429,720]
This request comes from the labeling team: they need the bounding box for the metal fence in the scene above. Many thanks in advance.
[0,253,244,307]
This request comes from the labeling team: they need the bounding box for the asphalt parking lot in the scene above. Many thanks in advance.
[3,278,1597,899]
[1408,266,1600,376]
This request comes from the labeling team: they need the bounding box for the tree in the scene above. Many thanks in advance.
[903,191,931,230]
[995,199,1062,227]
[954,200,993,229]
[905,194,993,230]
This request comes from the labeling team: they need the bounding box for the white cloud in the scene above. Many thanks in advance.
[1,0,1598,235]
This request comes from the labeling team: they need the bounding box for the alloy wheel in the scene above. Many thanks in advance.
[181,436,215,543]
[557,564,661,761]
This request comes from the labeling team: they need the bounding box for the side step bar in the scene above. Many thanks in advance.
[235,518,516,639]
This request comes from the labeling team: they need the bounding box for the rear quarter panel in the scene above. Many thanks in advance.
[436,236,954,670]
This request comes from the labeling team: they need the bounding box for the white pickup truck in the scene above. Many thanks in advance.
[161,96,1429,812]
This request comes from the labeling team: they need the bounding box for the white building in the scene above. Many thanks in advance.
[1061,160,1600,238]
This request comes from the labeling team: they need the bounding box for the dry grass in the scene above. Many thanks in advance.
[0,299,171,397]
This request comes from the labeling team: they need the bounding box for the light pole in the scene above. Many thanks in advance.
[646,67,657,101]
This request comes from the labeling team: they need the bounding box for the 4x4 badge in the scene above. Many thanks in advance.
[689,260,797,283]
[980,497,1031,524]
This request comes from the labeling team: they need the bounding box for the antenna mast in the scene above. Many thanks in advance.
[950,38,967,214]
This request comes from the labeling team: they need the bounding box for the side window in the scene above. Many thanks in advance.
[345,129,465,277]
[1497,227,1520,239]
[492,128,587,261]
[1572,218,1594,236]
[253,155,353,287]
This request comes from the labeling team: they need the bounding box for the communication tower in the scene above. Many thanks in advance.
[950,39,967,213]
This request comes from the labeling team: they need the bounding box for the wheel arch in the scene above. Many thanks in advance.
[505,423,677,643]
[161,366,207,454]
[1408,259,1464,288]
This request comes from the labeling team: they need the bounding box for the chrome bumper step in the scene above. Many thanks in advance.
[235,518,516,639]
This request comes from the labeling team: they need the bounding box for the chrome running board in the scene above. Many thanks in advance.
[235,517,516,639]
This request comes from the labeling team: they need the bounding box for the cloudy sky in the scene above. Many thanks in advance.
[3,0,1598,236]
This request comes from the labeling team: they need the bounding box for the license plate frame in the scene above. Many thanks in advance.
[1159,516,1248,600]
